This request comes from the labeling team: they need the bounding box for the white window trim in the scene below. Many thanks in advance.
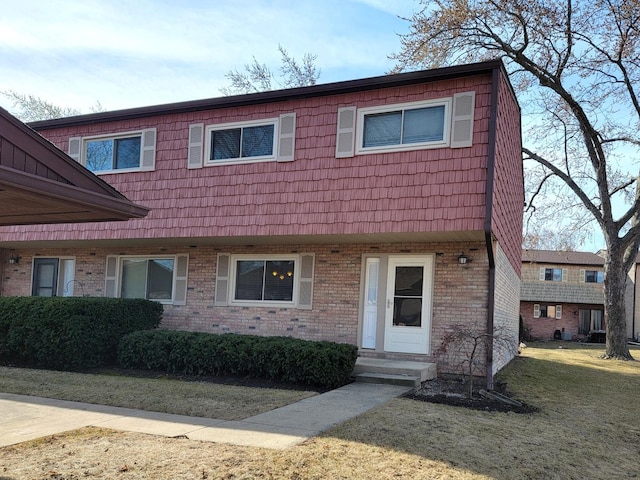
[229,254,301,308]
[205,118,279,166]
[355,98,452,155]
[113,255,180,305]
[80,130,150,174]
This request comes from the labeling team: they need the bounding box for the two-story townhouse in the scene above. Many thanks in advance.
[520,249,607,341]
[0,60,523,380]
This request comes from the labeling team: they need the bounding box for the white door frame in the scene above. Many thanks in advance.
[383,255,433,355]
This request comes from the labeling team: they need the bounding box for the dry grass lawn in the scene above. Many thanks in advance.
[0,367,316,420]
[1,342,639,479]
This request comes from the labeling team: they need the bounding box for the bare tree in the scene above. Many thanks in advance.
[392,0,639,360]
[2,90,104,122]
[221,44,320,95]
[437,325,519,398]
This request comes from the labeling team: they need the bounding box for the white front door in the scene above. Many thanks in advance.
[383,255,433,354]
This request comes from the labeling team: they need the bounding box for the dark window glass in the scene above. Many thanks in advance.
[86,137,140,172]
[585,270,603,283]
[211,129,241,160]
[234,259,294,302]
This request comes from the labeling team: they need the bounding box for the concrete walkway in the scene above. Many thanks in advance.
[0,383,410,450]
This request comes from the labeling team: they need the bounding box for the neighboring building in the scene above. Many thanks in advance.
[520,249,606,341]
[0,60,524,378]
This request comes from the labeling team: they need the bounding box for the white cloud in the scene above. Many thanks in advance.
[0,0,412,111]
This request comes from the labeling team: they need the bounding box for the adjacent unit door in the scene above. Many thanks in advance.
[383,256,433,354]
[32,258,59,297]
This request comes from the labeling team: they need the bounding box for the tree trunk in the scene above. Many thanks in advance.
[603,247,634,360]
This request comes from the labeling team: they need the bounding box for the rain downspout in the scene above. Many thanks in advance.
[484,66,500,390]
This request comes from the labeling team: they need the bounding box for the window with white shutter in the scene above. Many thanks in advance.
[74,129,157,174]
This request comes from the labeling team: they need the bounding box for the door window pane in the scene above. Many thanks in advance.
[393,266,423,327]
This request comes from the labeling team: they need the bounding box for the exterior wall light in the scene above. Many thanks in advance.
[458,253,469,265]
[9,256,20,264]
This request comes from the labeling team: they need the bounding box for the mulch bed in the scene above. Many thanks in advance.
[406,377,539,413]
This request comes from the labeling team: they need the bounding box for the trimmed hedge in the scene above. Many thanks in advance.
[118,330,358,389]
[0,297,163,370]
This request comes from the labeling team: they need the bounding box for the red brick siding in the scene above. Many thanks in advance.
[2,241,489,374]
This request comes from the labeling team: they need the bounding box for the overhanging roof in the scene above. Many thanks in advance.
[0,106,149,226]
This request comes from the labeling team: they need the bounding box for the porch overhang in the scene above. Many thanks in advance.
[0,230,486,249]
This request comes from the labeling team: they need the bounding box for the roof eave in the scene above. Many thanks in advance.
[29,60,507,129]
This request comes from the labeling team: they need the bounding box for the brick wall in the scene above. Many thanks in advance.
[492,242,520,374]
[2,240,497,374]
[520,301,603,340]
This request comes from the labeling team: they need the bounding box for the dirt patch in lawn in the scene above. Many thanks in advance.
[406,377,539,413]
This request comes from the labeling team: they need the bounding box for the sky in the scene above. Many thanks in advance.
[0,0,420,112]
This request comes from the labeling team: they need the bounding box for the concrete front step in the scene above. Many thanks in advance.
[353,358,437,387]
[354,372,422,387]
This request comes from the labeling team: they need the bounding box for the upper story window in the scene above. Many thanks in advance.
[68,129,156,174]
[540,267,565,282]
[86,135,141,172]
[335,92,475,158]
[584,270,604,283]
[188,113,296,169]
[207,119,276,163]
[356,99,450,154]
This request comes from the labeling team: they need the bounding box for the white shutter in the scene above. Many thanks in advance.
[335,106,356,158]
[188,123,204,169]
[173,254,189,306]
[562,268,568,282]
[140,128,156,171]
[579,269,586,283]
[556,305,562,319]
[215,253,231,306]
[105,255,118,298]
[533,304,540,318]
[297,254,315,309]
[68,137,81,163]
[539,267,546,281]
[451,91,475,148]
[277,113,296,162]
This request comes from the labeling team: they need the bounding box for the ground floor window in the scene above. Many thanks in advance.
[235,259,295,302]
[105,254,188,305]
[121,258,175,300]
[579,309,604,334]
[533,303,562,319]
[32,258,75,297]
[215,253,314,309]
